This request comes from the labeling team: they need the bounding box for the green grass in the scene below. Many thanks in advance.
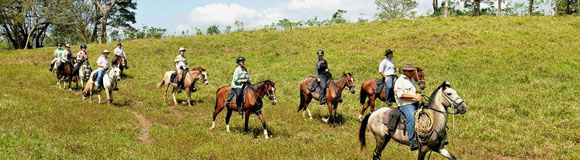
[1,16,579,159]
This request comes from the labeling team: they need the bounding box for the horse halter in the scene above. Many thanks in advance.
[413,68,425,84]
[441,89,464,114]
[265,84,277,102]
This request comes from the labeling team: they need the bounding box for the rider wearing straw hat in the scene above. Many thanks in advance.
[174,47,189,93]
[95,50,111,91]
[393,63,423,151]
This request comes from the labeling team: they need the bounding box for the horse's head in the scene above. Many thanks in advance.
[263,80,277,105]
[414,67,426,90]
[344,72,356,94]
[440,81,467,114]
[194,67,209,85]
[110,66,122,81]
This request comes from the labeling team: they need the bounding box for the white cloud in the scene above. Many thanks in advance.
[190,3,258,25]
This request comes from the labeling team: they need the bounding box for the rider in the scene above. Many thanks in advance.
[73,45,89,75]
[379,49,397,106]
[95,50,110,91]
[60,44,74,77]
[231,56,250,115]
[393,63,423,151]
[174,47,189,93]
[113,42,129,69]
[315,49,331,105]
[49,43,65,72]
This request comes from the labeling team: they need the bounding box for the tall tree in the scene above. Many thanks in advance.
[445,0,450,17]
[374,0,418,20]
[434,0,440,16]
[331,9,348,24]
[528,0,534,15]
[93,0,118,44]
[474,0,482,16]
[206,25,220,35]
[497,0,502,16]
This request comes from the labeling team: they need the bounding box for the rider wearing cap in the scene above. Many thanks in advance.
[315,50,331,105]
[393,63,423,151]
[49,43,65,72]
[174,47,189,93]
[231,56,250,115]
[379,49,397,105]
[113,42,129,69]
[95,50,110,91]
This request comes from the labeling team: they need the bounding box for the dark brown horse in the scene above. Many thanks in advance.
[209,80,277,139]
[55,60,74,90]
[298,72,355,124]
[112,55,126,76]
[358,67,425,120]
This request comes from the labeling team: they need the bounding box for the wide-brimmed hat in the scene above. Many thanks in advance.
[179,47,186,51]
[384,49,393,56]
[402,63,415,71]
[65,44,71,48]
[102,50,110,54]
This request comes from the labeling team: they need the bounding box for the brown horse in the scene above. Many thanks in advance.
[157,67,209,107]
[209,80,277,139]
[112,55,126,77]
[358,67,426,121]
[298,72,355,124]
[55,60,74,90]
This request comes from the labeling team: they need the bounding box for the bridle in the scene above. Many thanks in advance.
[413,68,425,84]
[264,83,277,102]
[427,88,464,115]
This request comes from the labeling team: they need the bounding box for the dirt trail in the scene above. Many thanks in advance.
[131,110,152,144]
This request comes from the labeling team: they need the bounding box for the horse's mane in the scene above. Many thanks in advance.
[190,67,206,72]
[249,80,273,91]
[427,82,450,107]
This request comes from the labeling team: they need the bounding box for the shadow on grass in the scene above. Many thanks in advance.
[312,113,346,126]
[176,99,205,106]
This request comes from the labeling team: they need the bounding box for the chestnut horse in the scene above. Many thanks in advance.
[298,73,355,124]
[157,67,209,107]
[112,55,126,77]
[209,80,277,139]
[358,67,426,121]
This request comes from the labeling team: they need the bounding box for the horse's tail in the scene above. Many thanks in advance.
[298,89,305,112]
[359,86,367,105]
[215,86,224,110]
[359,113,371,151]
[82,80,92,96]
[157,78,165,88]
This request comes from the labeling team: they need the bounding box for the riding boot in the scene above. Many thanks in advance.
[49,63,54,72]
[238,101,244,116]
[410,139,419,151]
[176,82,182,93]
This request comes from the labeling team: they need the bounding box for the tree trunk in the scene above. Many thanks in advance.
[433,0,439,16]
[94,0,118,44]
[497,0,502,16]
[529,0,534,15]
[474,0,481,16]
[24,23,37,50]
[2,24,19,49]
[99,16,107,44]
[566,0,570,14]
[35,24,49,48]
[555,0,559,15]
[91,4,99,42]
[445,0,450,17]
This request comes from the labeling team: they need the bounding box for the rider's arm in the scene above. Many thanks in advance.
[400,93,422,101]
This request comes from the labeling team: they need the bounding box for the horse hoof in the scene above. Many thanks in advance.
[265,135,270,139]
[209,127,214,130]
[322,118,329,123]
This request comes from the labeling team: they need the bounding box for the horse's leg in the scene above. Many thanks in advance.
[225,108,233,132]
[209,104,225,130]
[373,135,391,160]
[243,110,250,132]
[417,147,429,160]
[186,87,192,107]
[256,113,269,139]
[322,102,332,123]
[303,95,313,120]
[107,88,113,105]
[332,103,338,125]
[360,95,372,121]
[435,148,456,160]
[171,87,178,106]
[163,83,169,105]
[370,97,376,112]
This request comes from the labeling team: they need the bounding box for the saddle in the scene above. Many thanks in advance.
[307,78,331,92]
[382,107,407,132]
[226,87,248,105]
[372,77,397,102]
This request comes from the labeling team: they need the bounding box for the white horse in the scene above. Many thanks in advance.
[359,82,468,160]
[82,66,121,104]
[76,60,92,90]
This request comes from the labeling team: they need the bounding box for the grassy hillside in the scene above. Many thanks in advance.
[0,16,579,159]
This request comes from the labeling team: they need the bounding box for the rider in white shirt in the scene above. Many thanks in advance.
[95,50,110,91]
[378,49,397,105]
[113,43,129,69]
[393,63,423,151]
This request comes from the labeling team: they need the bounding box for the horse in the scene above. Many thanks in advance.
[209,80,277,139]
[156,67,209,107]
[76,59,92,90]
[359,82,468,160]
[358,67,426,121]
[82,66,122,104]
[298,72,356,124]
[112,55,126,77]
[55,60,74,90]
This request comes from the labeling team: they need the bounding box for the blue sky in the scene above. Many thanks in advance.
[133,0,537,34]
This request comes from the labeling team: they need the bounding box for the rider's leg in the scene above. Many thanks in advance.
[234,87,243,115]
[176,68,183,93]
[72,62,81,75]
[399,104,418,150]
[96,69,105,91]
[49,58,57,71]
[124,58,129,69]
[319,77,327,105]
[385,75,394,104]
